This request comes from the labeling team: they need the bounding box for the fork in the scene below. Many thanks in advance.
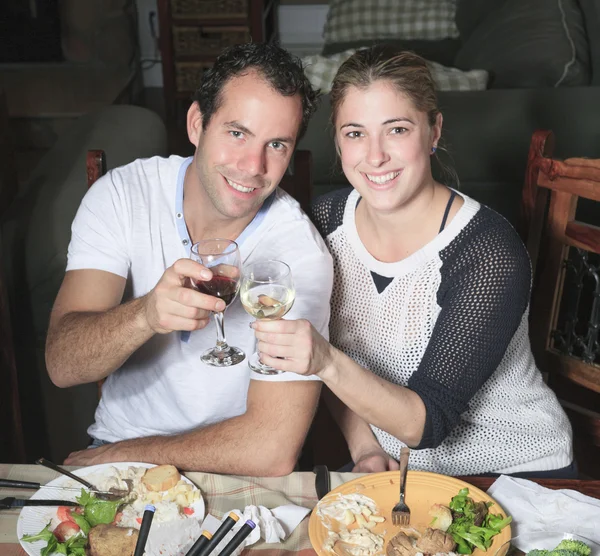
[391,446,411,526]
[35,458,131,501]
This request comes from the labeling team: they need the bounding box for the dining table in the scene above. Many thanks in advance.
[1,463,599,556]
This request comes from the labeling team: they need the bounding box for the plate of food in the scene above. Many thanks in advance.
[495,532,600,556]
[309,470,512,556]
[17,462,205,556]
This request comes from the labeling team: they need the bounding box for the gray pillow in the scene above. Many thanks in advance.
[323,0,460,45]
[454,0,590,88]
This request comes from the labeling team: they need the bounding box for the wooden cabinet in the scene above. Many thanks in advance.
[157,0,280,124]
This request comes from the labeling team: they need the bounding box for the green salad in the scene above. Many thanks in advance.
[21,489,123,556]
[443,487,512,554]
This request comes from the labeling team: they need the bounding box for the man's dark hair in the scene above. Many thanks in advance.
[193,42,319,140]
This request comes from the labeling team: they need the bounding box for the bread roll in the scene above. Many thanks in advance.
[141,464,181,492]
[88,524,138,556]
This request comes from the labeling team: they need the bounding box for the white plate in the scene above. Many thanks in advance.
[17,462,205,556]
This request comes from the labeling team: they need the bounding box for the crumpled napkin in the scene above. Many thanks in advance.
[487,475,600,543]
[145,518,202,556]
[198,503,311,556]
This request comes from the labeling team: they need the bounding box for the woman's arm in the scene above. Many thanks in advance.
[321,348,427,447]
[255,319,427,446]
[323,387,399,472]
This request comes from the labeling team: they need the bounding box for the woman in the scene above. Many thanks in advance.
[252,47,574,478]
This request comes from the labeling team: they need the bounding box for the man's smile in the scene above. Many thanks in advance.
[226,177,257,193]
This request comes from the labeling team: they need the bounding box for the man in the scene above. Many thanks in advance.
[45,43,333,476]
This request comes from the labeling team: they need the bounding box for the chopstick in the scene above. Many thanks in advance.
[187,512,240,556]
[185,530,212,556]
[133,504,155,556]
[215,519,256,556]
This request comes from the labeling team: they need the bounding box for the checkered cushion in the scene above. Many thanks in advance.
[323,0,460,44]
[302,50,488,93]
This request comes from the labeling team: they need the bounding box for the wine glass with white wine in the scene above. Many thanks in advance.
[240,260,295,375]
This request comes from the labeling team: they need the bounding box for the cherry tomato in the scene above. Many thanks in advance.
[56,506,75,524]
[54,521,80,542]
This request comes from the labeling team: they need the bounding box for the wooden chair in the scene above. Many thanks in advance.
[86,149,106,189]
[520,130,600,478]
[85,147,314,400]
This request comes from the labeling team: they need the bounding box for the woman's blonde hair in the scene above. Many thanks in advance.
[331,46,439,127]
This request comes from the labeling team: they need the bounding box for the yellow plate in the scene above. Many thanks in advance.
[308,470,511,556]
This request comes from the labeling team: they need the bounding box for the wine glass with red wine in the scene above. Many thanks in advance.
[190,239,245,367]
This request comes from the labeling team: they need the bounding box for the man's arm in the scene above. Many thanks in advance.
[46,269,151,387]
[46,260,223,388]
[64,379,322,476]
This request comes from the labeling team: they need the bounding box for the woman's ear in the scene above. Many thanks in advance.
[432,112,443,147]
[187,102,203,147]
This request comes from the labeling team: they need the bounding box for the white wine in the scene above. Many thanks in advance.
[241,284,295,319]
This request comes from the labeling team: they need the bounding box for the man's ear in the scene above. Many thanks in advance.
[187,101,203,147]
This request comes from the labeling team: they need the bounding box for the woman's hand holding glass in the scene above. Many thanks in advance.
[240,260,296,375]
[250,317,335,377]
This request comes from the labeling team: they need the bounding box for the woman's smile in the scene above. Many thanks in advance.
[363,170,403,189]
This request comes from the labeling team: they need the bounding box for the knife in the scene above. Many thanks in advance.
[0,478,115,497]
[0,478,89,494]
[0,497,80,509]
[313,465,331,500]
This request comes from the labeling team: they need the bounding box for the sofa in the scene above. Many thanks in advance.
[1,105,168,463]
[297,0,600,227]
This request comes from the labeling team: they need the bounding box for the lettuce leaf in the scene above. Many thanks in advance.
[447,488,512,554]
[76,489,122,527]
[21,523,54,544]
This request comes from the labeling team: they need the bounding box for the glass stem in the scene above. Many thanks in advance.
[213,311,229,351]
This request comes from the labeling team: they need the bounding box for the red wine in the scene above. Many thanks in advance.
[195,275,239,306]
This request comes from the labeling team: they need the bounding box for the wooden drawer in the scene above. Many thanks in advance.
[173,26,251,57]
[170,0,248,19]
[175,61,215,93]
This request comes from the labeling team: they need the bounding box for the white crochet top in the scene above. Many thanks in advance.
[310,188,572,475]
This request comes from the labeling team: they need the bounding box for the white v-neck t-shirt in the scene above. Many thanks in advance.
[66,155,333,442]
